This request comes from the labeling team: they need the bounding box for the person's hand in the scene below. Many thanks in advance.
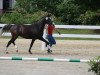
[55,30,61,35]
[58,32,61,35]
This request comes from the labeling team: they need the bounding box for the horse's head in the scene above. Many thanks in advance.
[42,14,53,25]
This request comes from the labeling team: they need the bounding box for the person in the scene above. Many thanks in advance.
[46,22,61,53]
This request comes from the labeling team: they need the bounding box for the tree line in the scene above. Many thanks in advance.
[0,0,100,25]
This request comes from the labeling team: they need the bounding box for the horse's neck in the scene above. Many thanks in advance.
[40,22,45,32]
[32,20,46,33]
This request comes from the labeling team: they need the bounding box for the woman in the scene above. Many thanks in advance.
[46,22,61,53]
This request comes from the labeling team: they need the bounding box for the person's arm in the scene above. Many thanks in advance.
[53,23,61,35]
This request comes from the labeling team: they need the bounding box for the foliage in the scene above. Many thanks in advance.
[0,15,2,23]
[15,0,63,14]
[1,11,46,24]
[78,11,96,25]
[75,0,100,11]
[74,0,100,25]
[1,0,100,25]
[15,0,38,13]
[24,11,47,23]
[56,0,80,24]
[88,56,100,75]
[14,0,62,24]
[1,11,24,24]
[78,10,100,25]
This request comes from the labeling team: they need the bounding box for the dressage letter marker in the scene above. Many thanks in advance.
[0,57,94,63]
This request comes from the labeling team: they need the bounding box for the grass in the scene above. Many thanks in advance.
[55,29,95,34]
[55,37,100,40]
[54,29,100,40]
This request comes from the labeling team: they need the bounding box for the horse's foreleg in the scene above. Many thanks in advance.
[29,39,35,54]
[39,37,52,53]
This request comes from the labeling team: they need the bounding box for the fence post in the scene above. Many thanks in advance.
[42,29,47,50]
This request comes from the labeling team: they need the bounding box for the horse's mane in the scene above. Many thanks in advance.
[31,15,44,25]
[31,14,52,25]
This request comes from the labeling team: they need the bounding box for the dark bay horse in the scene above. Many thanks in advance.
[1,14,52,54]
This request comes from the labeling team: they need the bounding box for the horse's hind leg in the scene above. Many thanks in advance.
[29,39,35,54]
[5,39,13,54]
[5,36,18,54]
[12,42,18,52]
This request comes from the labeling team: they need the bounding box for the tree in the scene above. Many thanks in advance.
[56,0,80,24]
[1,0,99,25]
[75,0,100,11]
[15,0,63,14]
[75,0,100,25]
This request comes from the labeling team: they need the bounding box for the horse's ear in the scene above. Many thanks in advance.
[45,17,49,20]
[47,13,52,17]
[45,13,52,20]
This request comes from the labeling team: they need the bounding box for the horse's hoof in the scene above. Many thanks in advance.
[6,52,9,54]
[16,50,18,52]
[29,52,32,54]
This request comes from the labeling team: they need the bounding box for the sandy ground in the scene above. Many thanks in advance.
[0,38,100,75]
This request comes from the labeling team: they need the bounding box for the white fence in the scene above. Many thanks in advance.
[55,25,100,39]
[1,24,100,38]
[53,25,100,38]
[1,24,100,50]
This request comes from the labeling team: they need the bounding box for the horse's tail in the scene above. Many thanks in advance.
[0,24,13,36]
[0,28,3,36]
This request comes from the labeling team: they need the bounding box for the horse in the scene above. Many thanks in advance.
[0,14,53,54]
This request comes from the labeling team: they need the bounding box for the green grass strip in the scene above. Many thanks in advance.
[69,59,80,62]
[12,57,22,60]
[38,58,54,61]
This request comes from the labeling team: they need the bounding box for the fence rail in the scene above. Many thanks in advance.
[0,24,100,38]
[54,25,100,38]
[1,24,100,50]
[55,25,100,29]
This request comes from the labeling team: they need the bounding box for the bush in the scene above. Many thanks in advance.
[1,11,25,24]
[56,0,80,24]
[93,29,100,34]
[78,11,99,25]
[24,11,47,24]
[88,56,100,75]
[0,15,2,23]
[1,11,47,24]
